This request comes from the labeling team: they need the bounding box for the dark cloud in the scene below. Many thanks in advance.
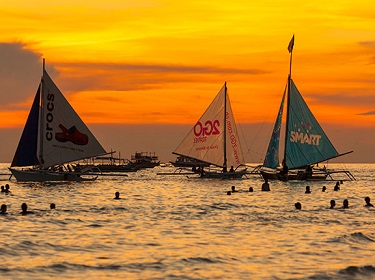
[358,111,375,116]
[0,42,40,104]
[0,42,58,108]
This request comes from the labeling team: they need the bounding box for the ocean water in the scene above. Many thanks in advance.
[0,163,374,280]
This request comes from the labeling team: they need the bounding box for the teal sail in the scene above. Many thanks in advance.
[285,80,339,169]
[263,85,286,168]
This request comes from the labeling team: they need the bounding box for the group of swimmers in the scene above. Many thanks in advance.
[1,184,57,215]
[1,184,11,194]
[295,196,373,210]
[226,181,374,210]
[1,184,123,215]
[298,181,373,210]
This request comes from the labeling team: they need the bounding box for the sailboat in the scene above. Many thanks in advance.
[9,60,107,182]
[173,82,247,179]
[260,35,353,181]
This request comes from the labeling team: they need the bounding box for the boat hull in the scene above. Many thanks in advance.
[260,170,328,181]
[9,168,97,182]
[200,169,248,179]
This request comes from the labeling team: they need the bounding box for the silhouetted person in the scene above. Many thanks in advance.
[1,186,4,193]
[364,197,374,207]
[249,187,253,192]
[295,202,302,210]
[114,191,121,199]
[229,166,234,173]
[200,167,205,176]
[227,191,231,195]
[5,184,10,193]
[305,186,311,194]
[20,203,34,215]
[231,186,238,193]
[281,158,288,175]
[0,204,7,215]
[50,203,56,209]
[305,165,313,178]
[342,199,349,209]
[334,181,340,191]
[322,186,326,192]
[330,200,336,209]
[262,178,270,191]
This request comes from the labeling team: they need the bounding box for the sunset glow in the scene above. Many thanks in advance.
[0,1,374,162]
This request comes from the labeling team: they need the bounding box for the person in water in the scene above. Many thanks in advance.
[295,202,302,210]
[330,200,336,209]
[305,186,311,194]
[229,166,234,173]
[50,203,56,209]
[249,187,254,192]
[364,197,374,207]
[334,181,340,191]
[322,186,326,192]
[0,204,7,215]
[231,186,238,193]
[20,203,34,215]
[114,191,121,199]
[261,178,270,191]
[342,199,349,209]
[1,186,5,193]
[5,184,11,193]
[226,191,231,195]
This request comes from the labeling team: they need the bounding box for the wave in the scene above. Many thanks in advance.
[338,265,375,278]
[181,257,223,264]
[289,265,375,280]
[331,232,375,245]
[300,265,375,280]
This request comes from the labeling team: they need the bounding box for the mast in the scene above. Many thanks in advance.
[283,35,294,163]
[223,82,227,170]
[39,58,46,166]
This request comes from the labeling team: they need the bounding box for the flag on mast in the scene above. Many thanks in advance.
[288,35,294,53]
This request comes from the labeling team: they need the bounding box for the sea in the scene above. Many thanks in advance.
[0,163,374,280]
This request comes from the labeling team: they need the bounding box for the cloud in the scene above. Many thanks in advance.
[304,92,375,108]
[357,111,375,115]
[56,61,267,93]
[0,42,58,108]
[359,41,375,49]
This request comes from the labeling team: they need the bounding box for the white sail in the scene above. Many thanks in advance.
[39,70,106,168]
[173,83,244,168]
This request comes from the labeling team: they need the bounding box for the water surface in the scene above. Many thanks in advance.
[0,163,374,279]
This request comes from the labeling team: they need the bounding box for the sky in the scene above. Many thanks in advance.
[0,0,374,163]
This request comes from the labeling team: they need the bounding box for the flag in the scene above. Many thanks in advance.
[288,35,294,53]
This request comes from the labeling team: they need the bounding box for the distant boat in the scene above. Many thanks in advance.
[73,150,139,173]
[170,156,210,168]
[129,151,160,169]
[260,36,354,181]
[173,82,247,179]
[9,60,107,181]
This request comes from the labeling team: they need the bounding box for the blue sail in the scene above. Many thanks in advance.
[11,85,41,167]
[263,85,286,168]
[285,80,339,169]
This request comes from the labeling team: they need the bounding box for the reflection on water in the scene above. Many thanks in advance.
[0,163,374,279]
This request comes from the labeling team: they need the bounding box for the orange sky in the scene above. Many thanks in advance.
[0,0,374,162]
